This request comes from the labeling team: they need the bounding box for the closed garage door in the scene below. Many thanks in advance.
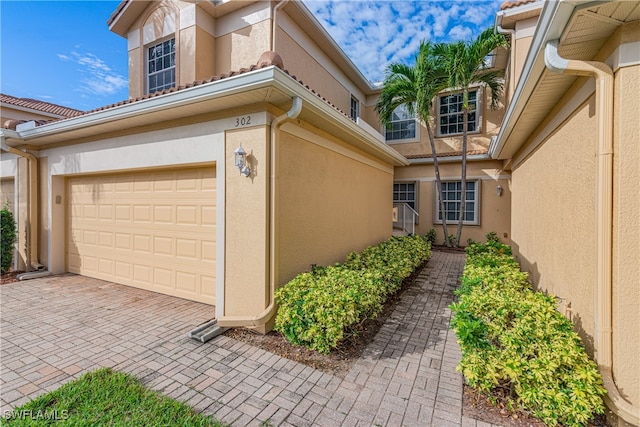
[67,167,216,304]
[1,178,14,214]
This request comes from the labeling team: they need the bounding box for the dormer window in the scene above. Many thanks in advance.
[147,37,176,94]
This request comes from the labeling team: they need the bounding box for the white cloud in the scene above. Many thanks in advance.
[303,0,501,83]
[58,51,127,96]
[448,25,473,41]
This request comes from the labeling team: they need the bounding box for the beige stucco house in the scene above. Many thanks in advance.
[0,0,407,335]
[492,0,640,424]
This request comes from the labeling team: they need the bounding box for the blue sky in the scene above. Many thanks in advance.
[1,0,502,112]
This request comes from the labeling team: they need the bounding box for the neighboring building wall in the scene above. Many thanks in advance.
[1,108,61,125]
[511,95,598,352]
[611,61,640,407]
[276,124,394,286]
[510,21,640,409]
[511,63,640,408]
[394,160,511,245]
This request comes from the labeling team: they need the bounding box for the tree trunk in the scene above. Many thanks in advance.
[455,100,469,247]
[426,122,450,247]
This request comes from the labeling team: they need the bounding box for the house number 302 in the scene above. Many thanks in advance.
[234,116,252,127]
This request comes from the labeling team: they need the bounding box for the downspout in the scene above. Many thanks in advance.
[271,0,290,52]
[545,40,640,425]
[217,96,302,329]
[0,135,44,272]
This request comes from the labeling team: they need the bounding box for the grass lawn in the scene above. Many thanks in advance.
[2,368,227,426]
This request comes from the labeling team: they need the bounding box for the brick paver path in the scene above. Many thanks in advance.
[1,250,497,426]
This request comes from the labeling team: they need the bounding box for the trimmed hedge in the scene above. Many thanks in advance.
[1,206,17,274]
[275,235,431,354]
[450,241,606,426]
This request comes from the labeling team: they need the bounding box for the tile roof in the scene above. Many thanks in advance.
[1,52,355,132]
[405,149,489,159]
[1,94,83,118]
[500,0,541,10]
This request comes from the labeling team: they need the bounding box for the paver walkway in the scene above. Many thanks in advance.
[1,250,497,426]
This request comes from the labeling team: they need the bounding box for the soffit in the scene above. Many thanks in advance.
[498,0,639,160]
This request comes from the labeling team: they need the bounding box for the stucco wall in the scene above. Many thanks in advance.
[611,63,640,405]
[394,160,511,246]
[276,27,351,121]
[276,125,394,286]
[389,87,505,159]
[215,19,270,76]
[224,126,270,317]
[511,96,598,353]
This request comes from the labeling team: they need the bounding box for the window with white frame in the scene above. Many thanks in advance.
[438,90,478,136]
[435,180,479,224]
[350,96,359,121]
[385,104,417,141]
[147,38,176,94]
[393,182,417,210]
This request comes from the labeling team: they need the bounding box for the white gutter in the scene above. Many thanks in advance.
[545,39,640,426]
[217,96,303,329]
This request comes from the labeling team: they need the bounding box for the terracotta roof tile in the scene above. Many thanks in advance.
[500,0,541,11]
[1,94,83,118]
[405,149,489,159]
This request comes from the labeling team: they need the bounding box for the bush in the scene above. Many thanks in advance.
[450,242,606,426]
[275,235,431,353]
[1,205,17,274]
[425,228,437,245]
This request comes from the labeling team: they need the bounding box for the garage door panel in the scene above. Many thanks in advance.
[67,167,216,305]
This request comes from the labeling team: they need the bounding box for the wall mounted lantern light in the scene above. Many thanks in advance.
[234,145,251,177]
[496,184,503,196]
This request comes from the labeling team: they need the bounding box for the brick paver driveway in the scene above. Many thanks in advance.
[1,251,497,426]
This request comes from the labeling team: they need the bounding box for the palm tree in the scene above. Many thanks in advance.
[433,27,508,247]
[376,41,452,246]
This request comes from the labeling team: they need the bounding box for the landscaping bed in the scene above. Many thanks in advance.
[451,239,607,427]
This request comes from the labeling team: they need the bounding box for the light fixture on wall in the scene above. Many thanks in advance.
[234,145,251,177]
[496,184,503,196]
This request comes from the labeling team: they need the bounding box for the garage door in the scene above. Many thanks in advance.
[67,167,216,304]
[1,178,15,214]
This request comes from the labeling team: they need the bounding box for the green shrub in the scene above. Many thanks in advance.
[450,243,606,426]
[485,231,500,243]
[1,205,17,274]
[425,228,437,245]
[275,235,431,353]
